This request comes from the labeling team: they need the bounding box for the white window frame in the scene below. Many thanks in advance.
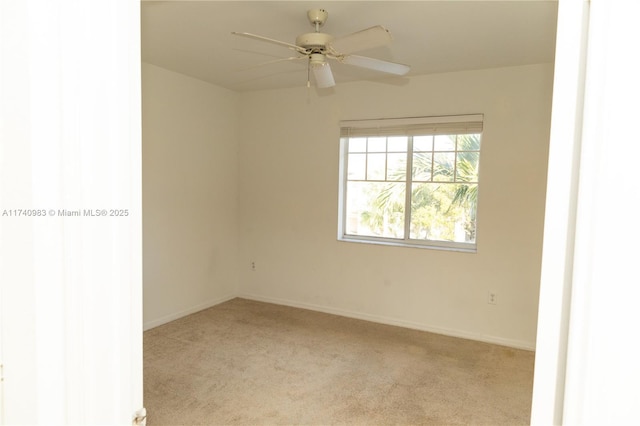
[337,114,483,252]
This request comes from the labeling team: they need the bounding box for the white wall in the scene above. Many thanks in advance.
[142,63,240,329]
[238,63,553,349]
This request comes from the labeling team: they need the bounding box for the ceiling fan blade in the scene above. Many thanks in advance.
[341,55,410,75]
[328,25,393,55]
[232,31,307,54]
[311,61,335,88]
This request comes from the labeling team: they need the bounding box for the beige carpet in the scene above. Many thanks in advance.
[144,298,534,425]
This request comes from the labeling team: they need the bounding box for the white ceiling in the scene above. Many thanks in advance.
[141,1,558,92]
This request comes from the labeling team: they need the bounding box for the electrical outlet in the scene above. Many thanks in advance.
[487,292,497,305]
[251,261,256,271]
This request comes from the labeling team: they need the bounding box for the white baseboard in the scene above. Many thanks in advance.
[239,293,535,351]
[143,292,536,350]
[143,294,236,331]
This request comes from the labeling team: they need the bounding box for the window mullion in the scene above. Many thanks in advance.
[453,135,458,182]
[404,136,414,241]
[430,137,435,181]
[364,137,369,180]
[384,137,389,180]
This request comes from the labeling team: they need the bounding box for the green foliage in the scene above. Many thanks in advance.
[360,182,405,238]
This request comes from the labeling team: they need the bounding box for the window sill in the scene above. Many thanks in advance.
[338,235,477,253]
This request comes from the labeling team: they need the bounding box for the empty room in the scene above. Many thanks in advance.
[141,1,556,424]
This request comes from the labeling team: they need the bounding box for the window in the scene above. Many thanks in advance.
[338,115,483,251]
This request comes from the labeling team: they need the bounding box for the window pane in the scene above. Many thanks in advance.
[457,133,481,151]
[409,183,477,243]
[367,153,386,180]
[413,135,433,151]
[349,137,367,153]
[345,181,369,235]
[412,152,432,181]
[434,134,455,151]
[387,136,408,152]
[456,152,479,182]
[368,137,386,152]
[433,152,455,181]
[409,183,440,240]
[387,153,407,181]
[347,153,366,180]
[345,181,405,239]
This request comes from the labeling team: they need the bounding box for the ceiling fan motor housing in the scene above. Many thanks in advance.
[295,32,333,52]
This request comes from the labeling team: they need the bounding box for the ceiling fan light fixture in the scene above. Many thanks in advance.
[309,53,326,66]
[311,59,335,88]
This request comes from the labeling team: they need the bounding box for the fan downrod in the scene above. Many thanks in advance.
[297,9,332,51]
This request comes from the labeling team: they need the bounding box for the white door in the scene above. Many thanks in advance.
[532,0,640,424]
[0,0,143,424]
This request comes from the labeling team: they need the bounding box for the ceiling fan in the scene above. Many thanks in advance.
[232,9,411,89]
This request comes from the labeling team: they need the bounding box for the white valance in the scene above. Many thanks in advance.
[340,114,483,137]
